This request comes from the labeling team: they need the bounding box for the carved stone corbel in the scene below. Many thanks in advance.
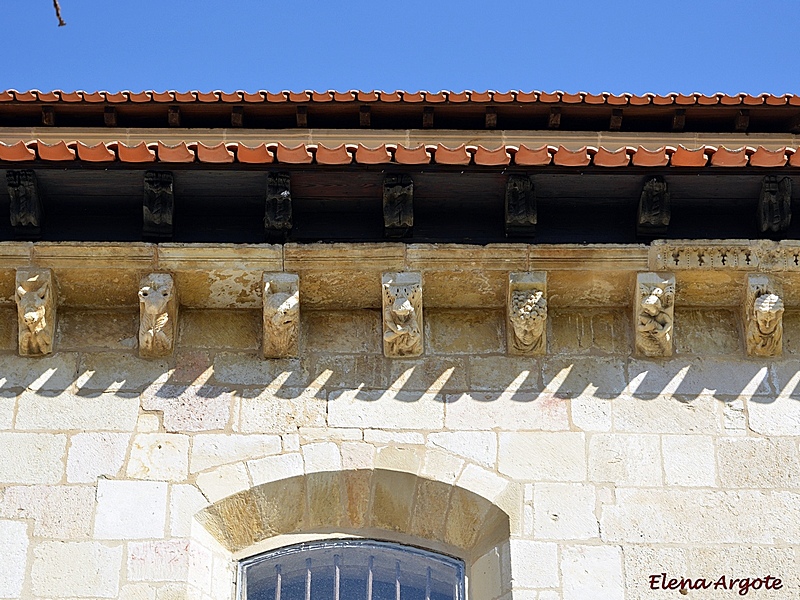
[635,272,675,357]
[265,172,292,242]
[7,170,42,239]
[15,269,55,357]
[505,175,536,237]
[138,273,177,358]
[637,176,670,238]
[744,274,784,357]
[383,174,413,238]
[508,272,547,355]
[382,272,423,357]
[758,176,791,233]
[262,272,300,359]
[143,171,174,240]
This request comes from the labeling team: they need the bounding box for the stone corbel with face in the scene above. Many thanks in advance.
[508,272,547,355]
[382,272,423,358]
[262,272,300,359]
[635,272,675,357]
[138,273,177,358]
[744,274,784,357]
[15,269,56,357]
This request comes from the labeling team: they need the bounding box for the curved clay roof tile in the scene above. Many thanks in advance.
[593,147,630,167]
[236,143,274,164]
[553,145,591,167]
[116,142,156,163]
[129,91,152,103]
[448,91,470,103]
[710,146,749,167]
[513,144,551,166]
[36,140,76,161]
[276,143,313,164]
[355,144,391,164]
[749,146,787,168]
[196,142,234,163]
[473,146,510,166]
[315,144,352,165]
[670,145,708,167]
[433,144,471,165]
[632,146,669,167]
[0,141,36,161]
[157,142,195,163]
[76,142,115,162]
[393,145,430,165]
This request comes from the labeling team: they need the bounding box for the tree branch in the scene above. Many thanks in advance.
[52,0,66,26]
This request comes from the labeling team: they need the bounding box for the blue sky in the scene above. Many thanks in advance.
[4,1,799,94]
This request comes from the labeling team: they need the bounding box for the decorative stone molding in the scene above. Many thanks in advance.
[382,271,423,357]
[744,274,784,357]
[637,176,670,238]
[15,268,55,356]
[507,272,547,355]
[138,273,178,358]
[262,272,300,358]
[649,240,799,272]
[383,174,413,238]
[758,176,791,234]
[635,272,675,357]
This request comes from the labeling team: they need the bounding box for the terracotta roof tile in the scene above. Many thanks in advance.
[449,91,470,103]
[116,142,156,163]
[632,146,669,167]
[380,91,402,102]
[426,92,447,103]
[36,140,76,161]
[236,143,274,164]
[196,91,220,103]
[789,150,800,167]
[709,146,748,167]
[742,94,763,106]
[0,141,36,161]
[606,93,629,105]
[219,91,242,102]
[84,91,105,103]
[434,144,471,165]
[674,93,696,105]
[719,95,741,106]
[593,146,630,167]
[265,92,287,102]
[516,91,538,103]
[671,145,708,167]
[493,91,514,103]
[196,142,234,163]
[150,91,172,102]
[628,94,652,106]
[59,91,81,102]
[696,94,719,105]
[311,91,333,102]
[473,145,510,166]
[513,144,551,166]
[355,91,377,102]
[15,91,38,102]
[0,90,14,102]
[789,96,800,106]
[355,143,391,164]
[129,91,152,103]
[77,142,115,162]
[315,143,352,165]
[765,94,789,106]
[106,92,128,103]
[393,145,430,165]
[470,91,492,102]
[157,141,195,163]
[652,94,675,106]
[277,143,313,164]
[561,92,583,104]
[583,93,606,104]
[749,146,787,167]
[553,145,591,167]
[38,91,60,103]
[403,92,424,103]
[241,92,264,103]
[538,92,560,103]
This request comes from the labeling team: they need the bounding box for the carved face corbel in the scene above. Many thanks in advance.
[138,273,177,358]
[634,272,675,357]
[382,272,423,358]
[15,268,56,357]
[262,272,300,359]
[508,272,547,355]
[744,274,784,357]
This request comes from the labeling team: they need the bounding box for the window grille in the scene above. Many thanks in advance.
[239,540,465,600]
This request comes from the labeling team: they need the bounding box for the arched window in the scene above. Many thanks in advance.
[239,539,465,600]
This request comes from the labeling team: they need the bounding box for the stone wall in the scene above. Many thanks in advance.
[1,304,799,600]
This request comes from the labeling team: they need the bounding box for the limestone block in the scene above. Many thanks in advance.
[141,385,232,432]
[283,433,300,452]
[467,356,541,392]
[313,354,390,390]
[542,356,626,399]
[247,453,304,486]
[328,389,445,430]
[0,307,17,351]
[190,434,281,473]
[445,392,569,431]
[546,270,635,308]
[387,356,467,392]
[623,546,688,600]
[195,463,250,503]
[561,545,623,600]
[0,520,29,598]
[363,430,424,445]
[382,272,423,357]
[213,352,309,387]
[748,394,800,436]
[127,433,190,481]
[722,398,746,434]
[340,442,376,470]
[236,388,325,433]
[717,437,800,488]
[128,539,191,582]
[428,431,497,468]
[470,548,502,600]
[426,309,504,355]
[457,464,509,504]
[15,268,55,356]
[139,273,178,358]
[533,483,598,540]
[421,447,464,485]
[589,434,662,486]
[56,309,138,350]
[302,441,342,472]
[300,427,362,442]
[744,274,784,357]
[571,396,612,432]
[0,393,14,430]
[498,432,586,481]
[170,484,209,537]
[507,272,547,355]
[119,583,157,600]
[687,546,799,598]
[67,432,131,483]
[662,435,716,486]
[782,310,800,354]
[635,272,675,357]
[0,352,78,392]
[674,308,739,355]
[77,353,171,392]
[549,308,629,355]
[262,273,300,358]
[15,390,139,431]
[611,394,720,434]
[31,541,122,598]
[0,432,66,484]
[0,485,94,538]
[178,309,259,350]
[94,479,168,539]
[509,539,559,588]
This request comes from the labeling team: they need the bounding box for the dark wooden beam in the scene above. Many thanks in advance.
[637,176,670,238]
[610,108,623,131]
[168,106,181,127]
[383,174,413,238]
[505,175,536,237]
[789,114,800,134]
[231,106,244,128]
[6,170,42,239]
[104,106,117,127]
[423,106,434,129]
[758,176,792,233]
[41,106,55,126]
[265,172,292,242]
[296,106,308,128]
[671,109,685,132]
[485,106,497,129]
[359,105,371,128]
[548,107,561,130]
[143,171,174,240]
[735,109,750,133]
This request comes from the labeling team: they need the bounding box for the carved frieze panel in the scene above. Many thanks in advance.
[7,170,42,238]
[15,269,55,357]
[637,176,670,238]
[635,272,675,357]
[507,272,547,355]
[758,176,791,233]
[744,274,784,357]
[262,272,300,359]
[265,172,292,242]
[382,272,423,357]
[505,175,536,236]
[383,174,413,238]
[143,171,174,240]
[649,240,800,272]
[138,273,178,358]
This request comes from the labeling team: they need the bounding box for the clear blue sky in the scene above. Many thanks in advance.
[5,0,799,95]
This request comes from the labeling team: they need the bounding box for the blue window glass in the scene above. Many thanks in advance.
[239,540,465,600]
